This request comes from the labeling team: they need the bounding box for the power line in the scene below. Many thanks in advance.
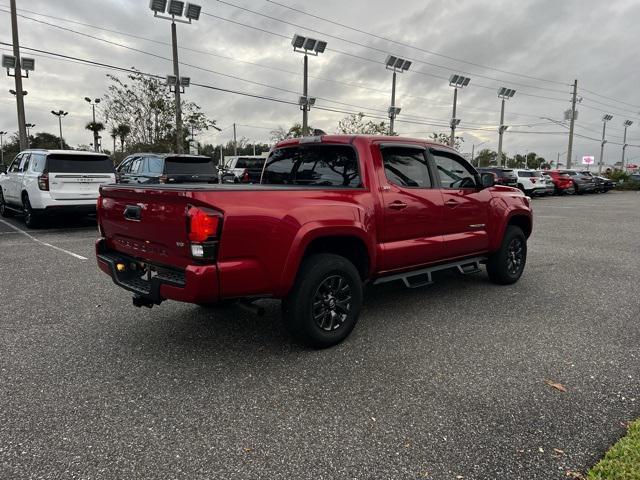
[211,0,571,95]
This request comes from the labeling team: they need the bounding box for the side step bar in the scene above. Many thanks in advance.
[373,256,486,289]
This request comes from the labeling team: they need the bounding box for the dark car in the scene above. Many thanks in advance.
[116,154,220,184]
[592,175,616,192]
[558,170,597,194]
[477,167,518,187]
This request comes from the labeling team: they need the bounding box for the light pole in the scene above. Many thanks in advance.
[51,110,68,149]
[599,114,613,174]
[149,0,202,153]
[471,140,488,166]
[622,120,633,171]
[84,97,101,152]
[497,87,516,166]
[291,34,327,136]
[448,74,470,148]
[0,130,7,166]
[25,123,35,148]
[4,0,35,150]
[383,55,411,135]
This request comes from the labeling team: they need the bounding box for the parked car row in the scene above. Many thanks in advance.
[0,147,619,230]
[477,167,615,196]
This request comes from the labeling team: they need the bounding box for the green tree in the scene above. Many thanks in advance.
[270,123,314,143]
[336,112,390,135]
[102,69,216,152]
[85,121,105,149]
[429,132,464,150]
[115,124,131,151]
[476,148,498,167]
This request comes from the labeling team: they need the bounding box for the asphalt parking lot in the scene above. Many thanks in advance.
[0,191,638,480]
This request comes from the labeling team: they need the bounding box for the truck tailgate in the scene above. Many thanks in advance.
[99,186,196,268]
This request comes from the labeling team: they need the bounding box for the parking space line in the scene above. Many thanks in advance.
[0,219,88,260]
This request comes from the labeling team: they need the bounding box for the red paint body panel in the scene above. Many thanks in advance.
[96,135,532,305]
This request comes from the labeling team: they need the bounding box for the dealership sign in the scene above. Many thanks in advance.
[582,156,595,165]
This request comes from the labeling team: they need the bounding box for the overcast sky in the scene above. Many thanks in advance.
[2,0,640,165]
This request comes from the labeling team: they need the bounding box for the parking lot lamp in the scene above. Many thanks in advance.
[384,55,411,135]
[448,75,471,148]
[84,97,101,152]
[599,114,613,174]
[51,110,68,149]
[149,0,202,153]
[25,123,35,148]
[291,34,327,136]
[622,120,633,170]
[497,87,516,166]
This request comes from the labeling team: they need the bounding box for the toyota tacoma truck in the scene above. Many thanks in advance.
[96,135,532,348]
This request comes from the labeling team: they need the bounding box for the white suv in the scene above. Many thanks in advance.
[0,149,115,228]
[513,169,548,196]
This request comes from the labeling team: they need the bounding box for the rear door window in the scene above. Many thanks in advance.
[381,146,431,188]
[235,158,265,169]
[47,154,114,173]
[262,145,360,187]
[164,157,216,175]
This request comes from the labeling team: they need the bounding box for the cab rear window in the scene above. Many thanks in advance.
[262,145,361,187]
[164,157,216,175]
[46,155,114,173]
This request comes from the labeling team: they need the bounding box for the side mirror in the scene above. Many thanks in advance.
[480,172,495,188]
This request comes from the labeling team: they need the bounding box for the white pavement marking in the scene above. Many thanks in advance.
[0,219,88,260]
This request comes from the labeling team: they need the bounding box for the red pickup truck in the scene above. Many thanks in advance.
[96,135,532,347]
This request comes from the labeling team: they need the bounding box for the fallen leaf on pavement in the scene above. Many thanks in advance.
[544,379,568,392]
[566,470,585,479]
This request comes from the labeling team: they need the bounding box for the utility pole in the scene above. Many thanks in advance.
[218,144,224,184]
[51,110,68,149]
[389,70,397,135]
[0,131,7,166]
[450,87,458,148]
[557,152,560,168]
[622,120,633,170]
[471,143,475,166]
[10,0,27,150]
[233,123,238,155]
[566,79,578,169]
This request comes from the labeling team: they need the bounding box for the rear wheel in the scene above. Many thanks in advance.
[22,194,40,229]
[0,189,13,217]
[282,253,363,348]
[486,225,527,285]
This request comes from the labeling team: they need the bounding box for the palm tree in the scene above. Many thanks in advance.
[110,126,118,153]
[85,121,105,150]
[116,124,131,152]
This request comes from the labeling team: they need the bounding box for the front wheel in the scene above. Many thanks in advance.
[486,225,527,285]
[282,253,363,348]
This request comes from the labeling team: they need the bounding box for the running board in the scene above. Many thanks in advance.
[374,256,486,289]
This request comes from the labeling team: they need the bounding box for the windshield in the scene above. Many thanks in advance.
[164,157,216,175]
[46,154,114,173]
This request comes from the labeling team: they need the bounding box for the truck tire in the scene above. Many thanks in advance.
[282,253,363,348]
[0,189,13,217]
[486,225,527,285]
[22,194,40,229]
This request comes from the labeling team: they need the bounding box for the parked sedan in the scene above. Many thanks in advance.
[593,175,616,192]
[557,170,597,194]
[116,153,220,184]
[546,170,576,195]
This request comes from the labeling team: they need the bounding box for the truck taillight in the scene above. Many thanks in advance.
[38,172,49,191]
[187,206,222,260]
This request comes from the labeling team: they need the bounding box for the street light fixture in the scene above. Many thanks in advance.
[9,89,27,96]
[448,74,471,148]
[150,0,202,154]
[84,97,101,152]
[497,87,516,166]
[51,110,68,149]
[598,114,613,174]
[622,120,633,170]
[291,33,327,136]
[25,122,35,148]
[384,55,411,135]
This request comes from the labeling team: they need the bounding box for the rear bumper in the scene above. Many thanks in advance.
[95,239,219,305]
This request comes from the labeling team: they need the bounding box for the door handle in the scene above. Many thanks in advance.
[389,201,407,210]
[123,204,142,221]
[445,199,460,207]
